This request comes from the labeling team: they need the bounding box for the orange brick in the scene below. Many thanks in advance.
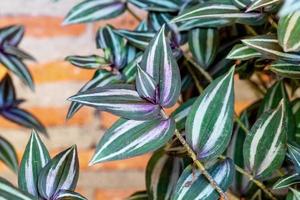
[235,101,252,115]
[95,189,141,200]
[0,16,87,37]
[100,112,119,129]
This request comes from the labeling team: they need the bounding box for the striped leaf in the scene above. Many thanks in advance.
[288,144,300,174]
[114,30,154,50]
[63,0,126,25]
[279,0,300,16]
[177,18,233,31]
[18,130,50,197]
[270,61,300,79]
[289,188,300,200]
[231,0,252,9]
[186,67,235,161]
[172,3,262,23]
[0,53,34,90]
[67,70,121,119]
[292,99,300,142]
[246,0,281,12]
[0,25,24,46]
[0,74,17,108]
[0,178,37,200]
[136,65,157,103]
[127,191,148,200]
[140,25,181,108]
[146,150,184,200]
[188,28,219,69]
[242,35,300,63]
[3,44,35,61]
[96,26,127,69]
[273,173,300,189]
[278,12,300,52]
[66,55,109,69]
[173,158,234,200]
[227,44,262,60]
[148,12,175,32]
[243,101,287,179]
[89,118,175,164]
[38,146,79,199]
[0,136,18,173]
[171,98,196,131]
[128,0,181,12]
[69,84,161,120]
[122,53,143,83]
[1,107,47,134]
[54,190,87,200]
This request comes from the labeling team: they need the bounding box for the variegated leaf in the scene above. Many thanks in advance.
[63,0,126,25]
[243,101,287,179]
[54,190,87,200]
[0,178,37,200]
[177,18,233,31]
[67,70,121,119]
[114,30,154,50]
[188,28,219,69]
[288,144,300,174]
[18,130,50,197]
[292,99,300,142]
[246,0,281,12]
[279,0,300,16]
[186,67,235,161]
[38,146,79,199]
[0,136,18,173]
[90,118,175,164]
[146,150,184,200]
[69,84,161,120]
[66,55,109,69]
[0,25,24,46]
[270,61,300,79]
[140,25,181,108]
[128,0,180,12]
[136,65,157,103]
[273,173,300,189]
[227,44,262,60]
[122,53,143,83]
[171,98,196,131]
[148,12,175,32]
[0,74,17,108]
[232,0,252,9]
[242,35,300,63]
[289,188,300,200]
[127,191,148,200]
[3,44,35,61]
[278,12,300,52]
[172,159,234,200]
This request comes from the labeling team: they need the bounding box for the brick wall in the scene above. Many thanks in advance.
[0,1,259,199]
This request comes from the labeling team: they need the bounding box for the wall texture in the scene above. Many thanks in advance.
[0,1,259,199]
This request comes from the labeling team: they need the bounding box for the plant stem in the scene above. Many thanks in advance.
[244,25,258,36]
[268,16,278,29]
[234,114,249,134]
[185,62,204,93]
[127,6,142,22]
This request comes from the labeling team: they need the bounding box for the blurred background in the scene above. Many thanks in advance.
[0,0,259,199]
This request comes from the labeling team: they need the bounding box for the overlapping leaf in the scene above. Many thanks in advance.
[128,0,181,12]
[171,98,196,131]
[136,65,157,103]
[270,61,300,79]
[232,0,252,9]
[288,144,300,174]
[0,136,18,173]
[0,25,24,46]
[273,173,300,189]
[0,178,36,200]
[227,44,262,61]
[279,0,300,16]
[122,53,143,83]
[127,191,148,200]
[53,190,87,200]
[186,67,235,161]
[114,30,154,50]
[89,118,175,164]
[66,55,109,69]
[246,0,281,12]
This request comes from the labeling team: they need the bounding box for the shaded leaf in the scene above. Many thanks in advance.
[270,61,300,79]
[227,43,262,60]
[0,177,36,200]
[128,0,181,12]
[273,173,300,189]
[66,55,109,69]
[136,65,157,103]
[114,30,154,50]
[171,98,196,131]
[246,0,281,12]
[127,191,148,200]
[0,135,18,173]
[288,144,300,174]
[0,25,24,46]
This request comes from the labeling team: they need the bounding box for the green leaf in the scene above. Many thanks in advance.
[172,158,234,200]
[122,53,143,83]
[128,0,181,12]
[279,0,300,16]
[171,98,196,131]
[127,191,148,200]
[188,28,219,69]
[38,146,79,199]
[273,173,300,189]
[140,25,181,108]
[270,61,300,79]
[177,18,233,31]
[227,44,262,60]
[231,0,252,9]
[246,0,281,12]
[0,135,18,173]
[3,44,35,61]
[0,177,37,200]
[186,67,235,161]
[243,101,287,179]
[146,150,184,200]
[0,25,24,46]
[242,35,300,63]
[89,118,175,164]
[63,0,126,25]
[136,65,157,103]
[18,130,50,197]
[66,55,109,69]
[289,188,300,200]
[278,12,300,52]
[0,74,17,107]
[54,190,87,200]
[292,99,300,142]
[288,144,300,174]
[114,30,154,50]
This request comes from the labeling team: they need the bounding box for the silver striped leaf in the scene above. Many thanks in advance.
[148,12,175,32]
[243,101,287,180]
[188,28,219,69]
[140,25,181,108]
[122,53,143,83]
[292,99,300,143]
[63,0,126,25]
[3,44,35,61]
[185,67,235,161]
[0,178,37,200]
[241,35,300,63]
[18,130,50,197]
[227,43,262,60]
[0,74,16,108]
[89,118,175,164]
[38,146,79,199]
[231,0,252,9]
[136,65,157,103]
[171,98,196,131]
[279,0,300,16]
[288,144,300,174]
[69,84,161,120]
[288,188,300,200]
[172,3,262,24]
[278,12,300,52]
[0,136,18,173]
[114,30,154,50]
[246,0,281,12]
[67,70,122,119]
[146,150,185,200]
[172,158,234,200]
[128,0,181,12]
[177,18,233,31]
[0,25,24,46]
[66,55,109,69]
[273,173,300,189]
[270,61,300,79]
[127,191,148,200]
[54,190,87,200]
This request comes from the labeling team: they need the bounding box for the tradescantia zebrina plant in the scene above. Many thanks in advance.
[63,0,300,199]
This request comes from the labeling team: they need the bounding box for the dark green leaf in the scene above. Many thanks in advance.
[0,135,18,173]
[0,177,36,200]
[273,173,300,189]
